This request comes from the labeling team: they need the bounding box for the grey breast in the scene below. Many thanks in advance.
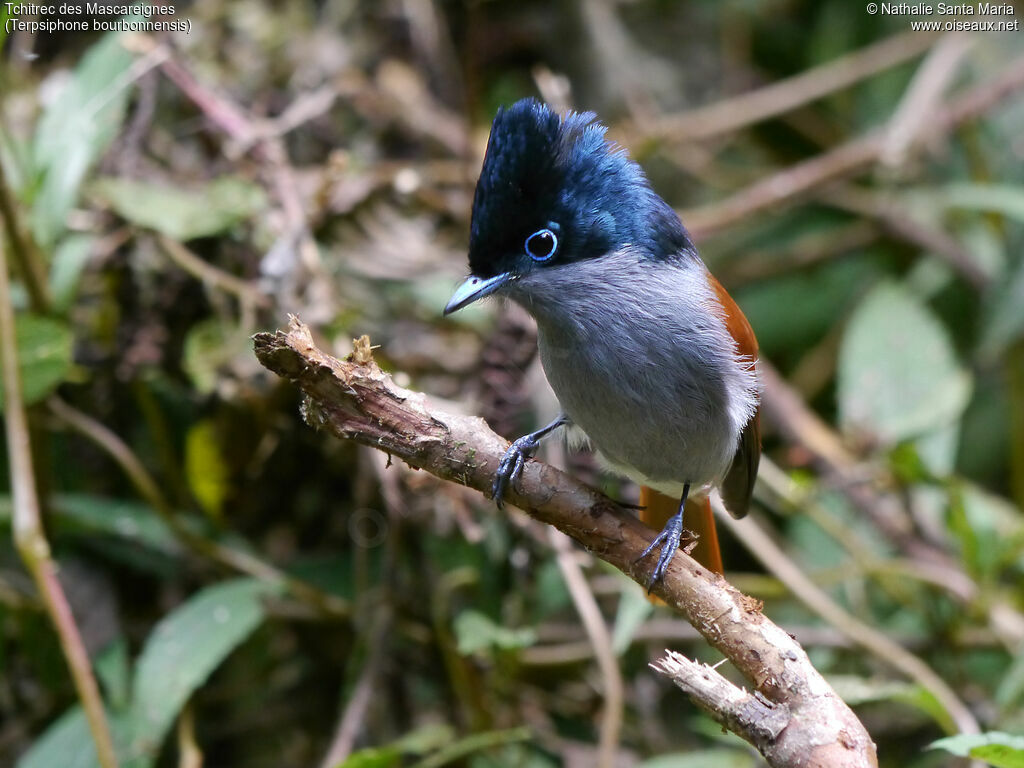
[519,254,743,487]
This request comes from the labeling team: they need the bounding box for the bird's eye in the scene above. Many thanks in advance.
[525,228,558,262]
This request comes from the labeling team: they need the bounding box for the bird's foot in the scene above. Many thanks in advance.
[491,415,568,509]
[634,512,686,592]
[492,433,541,508]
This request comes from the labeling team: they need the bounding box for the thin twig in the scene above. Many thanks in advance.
[319,608,391,768]
[825,186,989,290]
[577,0,662,121]
[722,220,879,285]
[229,84,341,157]
[140,36,330,306]
[684,54,1024,238]
[521,620,1002,665]
[645,30,941,141]
[542,427,623,768]
[547,528,623,768]
[0,152,51,313]
[880,33,973,170]
[177,704,203,768]
[156,234,269,308]
[0,245,116,765]
[684,134,880,238]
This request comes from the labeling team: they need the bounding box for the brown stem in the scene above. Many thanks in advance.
[644,30,941,142]
[156,234,269,309]
[319,608,391,768]
[547,527,622,768]
[146,39,331,306]
[0,152,51,313]
[0,243,116,764]
[177,704,203,768]
[253,319,878,768]
[684,54,1024,238]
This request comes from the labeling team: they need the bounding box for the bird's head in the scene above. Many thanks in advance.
[444,99,692,315]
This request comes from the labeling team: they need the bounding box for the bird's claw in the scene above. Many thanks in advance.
[633,514,686,592]
[491,434,539,508]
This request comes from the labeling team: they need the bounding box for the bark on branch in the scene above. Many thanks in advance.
[253,317,878,768]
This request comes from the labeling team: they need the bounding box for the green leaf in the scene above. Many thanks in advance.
[611,578,654,655]
[0,3,13,50]
[828,675,955,733]
[182,318,235,395]
[980,246,1024,361]
[332,747,402,768]
[17,707,95,768]
[930,732,1024,767]
[50,235,96,312]
[737,258,879,360]
[331,725,457,768]
[93,176,267,241]
[637,750,755,768]
[31,32,135,247]
[95,637,131,711]
[128,578,281,759]
[956,483,1024,580]
[912,421,960,476]
[995,642,1024,714]
[412,727,531,768]
[468,743,557,768]
[788,509,852,572]
[531,558,570,619]
[184,419,231,521]
[393,724,457,755]
[453,610,536,655]
[16,706,138,768]
[838,282,972,444]
[942,183,1024,223]
[0,314,73,409]
[48,494,183,557]
[332,727,531,768]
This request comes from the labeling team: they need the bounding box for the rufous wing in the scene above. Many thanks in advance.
[708,273,761,519]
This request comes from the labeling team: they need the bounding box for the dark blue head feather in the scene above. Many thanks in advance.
[467,99,692,278]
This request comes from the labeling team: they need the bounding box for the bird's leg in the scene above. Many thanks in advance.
[635,482,691,591]
[492,415,569,508]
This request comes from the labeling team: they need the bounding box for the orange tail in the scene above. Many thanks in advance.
[639,487,723,575]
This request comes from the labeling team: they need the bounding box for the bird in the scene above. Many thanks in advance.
[444,99,760,587]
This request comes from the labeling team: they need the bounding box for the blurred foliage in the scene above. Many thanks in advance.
[930,733,1024,767]
[0,2,1022,767]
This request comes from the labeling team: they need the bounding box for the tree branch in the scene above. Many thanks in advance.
[253,318,878,768]
[651,652,791,755]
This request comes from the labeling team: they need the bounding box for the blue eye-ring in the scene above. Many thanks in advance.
[525,228,558,262]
